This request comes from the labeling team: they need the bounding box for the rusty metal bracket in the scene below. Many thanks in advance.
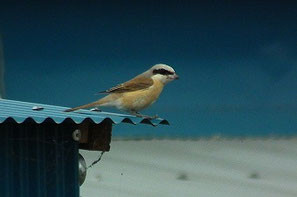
[78,120,112,152]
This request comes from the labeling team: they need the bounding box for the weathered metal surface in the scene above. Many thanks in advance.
[79,120,112,151]
[0,99,169,197]
[0,99,169,126]
[0,35,5,98]
[0,120,79,197]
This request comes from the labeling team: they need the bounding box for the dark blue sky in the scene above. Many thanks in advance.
[1,1,296,137]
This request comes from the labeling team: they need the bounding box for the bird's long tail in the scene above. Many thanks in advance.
[64,101,101,112]
[64,95,114,112]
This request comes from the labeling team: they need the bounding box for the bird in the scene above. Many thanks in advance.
[64,63,179,119]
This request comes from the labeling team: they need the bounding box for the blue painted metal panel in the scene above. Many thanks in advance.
[0,121,79,197]
[0,99,168,196]
[0,99,169,126]
[0,99,169,197]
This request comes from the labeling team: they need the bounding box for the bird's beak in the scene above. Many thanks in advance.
[174,74,179,80]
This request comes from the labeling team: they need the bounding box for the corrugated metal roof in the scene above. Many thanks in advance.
[0,99,169,126]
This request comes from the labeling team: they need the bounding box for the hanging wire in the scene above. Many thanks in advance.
[87,151,105,169]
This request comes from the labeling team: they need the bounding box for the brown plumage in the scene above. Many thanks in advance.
[99,76,153,93]
[64,64,179,118]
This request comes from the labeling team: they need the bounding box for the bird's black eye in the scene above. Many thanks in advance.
[153,68,174,75]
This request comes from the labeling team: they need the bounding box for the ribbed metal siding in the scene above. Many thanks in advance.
[0,99,169,126]
[0,119,79,197]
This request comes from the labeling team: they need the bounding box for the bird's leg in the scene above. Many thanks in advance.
[130,111,159,119]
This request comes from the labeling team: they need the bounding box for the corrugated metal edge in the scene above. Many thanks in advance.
[0,99,169,126]
[0,116,169,126]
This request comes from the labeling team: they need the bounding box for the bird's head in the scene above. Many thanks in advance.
[148,64,179,85]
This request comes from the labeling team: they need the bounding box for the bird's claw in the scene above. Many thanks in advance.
[133,113,159,120]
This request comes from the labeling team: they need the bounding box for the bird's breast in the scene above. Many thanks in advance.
[120,80,164,111]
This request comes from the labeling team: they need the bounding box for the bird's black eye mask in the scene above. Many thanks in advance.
[153,68,174,76]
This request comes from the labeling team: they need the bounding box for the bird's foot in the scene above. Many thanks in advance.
[131,112,159,120]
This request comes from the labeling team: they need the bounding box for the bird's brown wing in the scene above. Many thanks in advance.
[99,76,154,94]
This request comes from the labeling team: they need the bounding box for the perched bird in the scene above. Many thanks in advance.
[65,63,179,119]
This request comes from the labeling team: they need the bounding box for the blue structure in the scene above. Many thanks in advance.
[0,99,168,197]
